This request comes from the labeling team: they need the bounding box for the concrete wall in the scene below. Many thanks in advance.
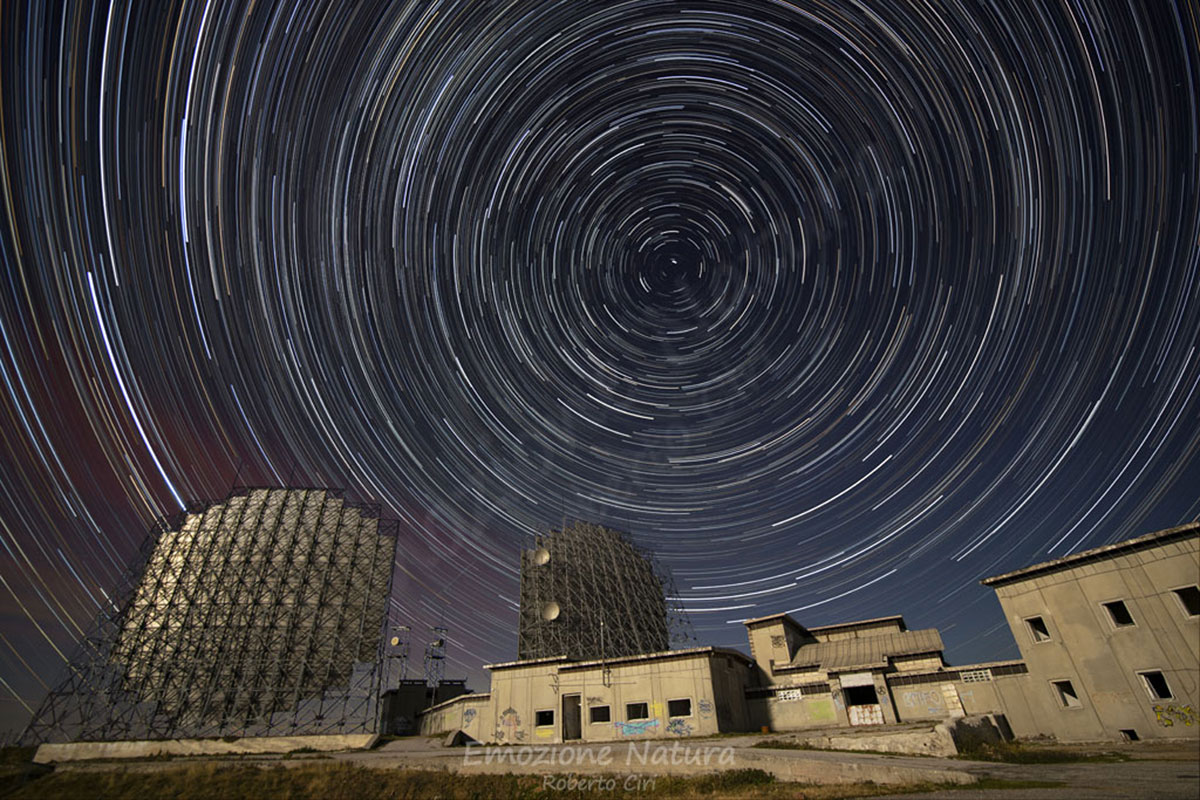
[482,652,744,744]
[709,651,756,732]
[811,618,904,642]
[884,663,1045,740]
[746,620,794,683]
[992,534,1199,741]
[418,693,490,740]
[892,654,944,672]
[748,689,838,731]
[35,734,378,763]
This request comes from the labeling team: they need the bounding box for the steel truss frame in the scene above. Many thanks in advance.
[23,487,398,743]
[517,521,694,661]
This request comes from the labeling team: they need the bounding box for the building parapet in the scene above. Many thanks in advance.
[485,646,754,674]
[885,661,1029,687]
[417,691,491,717]
[981,522,1198,587]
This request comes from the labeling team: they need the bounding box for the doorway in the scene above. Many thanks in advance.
[562,694,582,740]
[844,684,884,726]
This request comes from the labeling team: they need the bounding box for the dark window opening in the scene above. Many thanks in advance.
[535,709,554,727]
[1172,586,1200,617]
[1026,616,1051,642]
[589,705,611,723]
[1103,600,1135,627]
[1140,671,1172,700]
[843,685,880,706]
[1052,680,1081,708]
[668,698,692,717]
[1119,729,1140,742]
[626,702,649,720]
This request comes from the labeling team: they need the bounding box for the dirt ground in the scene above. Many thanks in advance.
[895,739,1200,800]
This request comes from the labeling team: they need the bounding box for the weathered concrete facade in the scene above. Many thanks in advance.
[420,647,755,743]
[745,614,955,731]
[418,523,1198,747]
[982,522,1199,741]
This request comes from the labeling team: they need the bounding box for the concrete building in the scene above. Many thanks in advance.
[420,647,755,743]
[740,612,1036,736]
[417,522,1198,746]
[981,522,1199,741]
[745,614,945,729]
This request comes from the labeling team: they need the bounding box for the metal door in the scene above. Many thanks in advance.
[562,694,582,740]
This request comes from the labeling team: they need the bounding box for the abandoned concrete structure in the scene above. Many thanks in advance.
[421,647,755,744]
[742,612,1032,732]
[982,522,1199,741]
[418,523,1198,745]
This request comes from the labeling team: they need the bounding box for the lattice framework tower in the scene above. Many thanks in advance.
[518,521,690,660]
[23,487,398,743]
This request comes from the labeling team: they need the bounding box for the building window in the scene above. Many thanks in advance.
[1171,585,1200,617]
[1051,680,1081,708]
[589,705,611,724]
[667,698,692,717]
[1119,729,1139,742]
[1102,600,1135,627]
[535,709,554,727]
[626,702,649,720]
[959,669,993,683]
[1025,616,1051,642]
[1139,671,1173,700]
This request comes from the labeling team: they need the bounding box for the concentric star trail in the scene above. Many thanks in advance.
[1,0,1197,734]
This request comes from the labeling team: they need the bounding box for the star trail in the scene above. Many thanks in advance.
[1,0,1198,736]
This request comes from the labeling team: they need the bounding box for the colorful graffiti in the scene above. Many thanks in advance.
[1153,704,1197,727]
[614,719,659,736]
[495,707,525,742]
[666,718,693,736]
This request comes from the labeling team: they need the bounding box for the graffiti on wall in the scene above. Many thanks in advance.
[463,708,477,724]
[901,689,945,716]
[666,718,693,736]
[1153,704,1197,727]
[495,707,526,742]
[697,699,714,718]
[614,719,659,736]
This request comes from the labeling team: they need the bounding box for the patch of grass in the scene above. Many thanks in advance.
[0,747,50,797]
[0,762,998,800]
[0,747,36,766]
[956,739,1128,764]
[752,739,815,751]
[966,778,1066,790]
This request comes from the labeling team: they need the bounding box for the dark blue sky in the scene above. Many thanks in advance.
[1,0,1197,738]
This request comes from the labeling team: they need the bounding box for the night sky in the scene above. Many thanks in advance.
[1,0,1198,738]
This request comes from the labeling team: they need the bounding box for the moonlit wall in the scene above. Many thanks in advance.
[1,0,1197,737]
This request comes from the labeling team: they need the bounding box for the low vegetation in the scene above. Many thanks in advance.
[751,738,816,751]
[0,757,1050,800]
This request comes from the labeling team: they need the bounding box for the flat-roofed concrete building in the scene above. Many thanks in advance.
[419,647,755,743]
[982,522,1199,741]
[417,522,1198,747]
[745,613,968,730]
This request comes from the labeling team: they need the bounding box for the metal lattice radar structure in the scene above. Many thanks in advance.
[23,488,398,743]
[517,521,693,661]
